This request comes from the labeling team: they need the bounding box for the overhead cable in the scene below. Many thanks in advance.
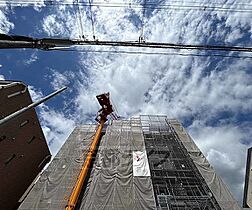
[2,1,252,13]
[49,48,252,60]
[75,0,85,39]
[88,0,96,40]
[139,0,146,41]
[1,34,252,54]
[56,40,252,53]
[2,0,251,7]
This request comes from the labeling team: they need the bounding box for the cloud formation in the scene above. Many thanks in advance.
[1,0,251,205]
[0,7,14,33]
[188,121,252,201]
[23,52,39,65]
[40,0,252,203]
[28,85,75,156]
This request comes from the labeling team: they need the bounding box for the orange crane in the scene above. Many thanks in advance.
[65,93,115,210]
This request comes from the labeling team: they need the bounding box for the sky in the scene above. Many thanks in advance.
[0,0,252,206]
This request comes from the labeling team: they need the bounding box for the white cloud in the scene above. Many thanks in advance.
[8,0,45,10]
[0,0,46,34]
[43,14,67,37]
[42,6,81,38]
[40,109,75,156]
[28,85,75,156]
[188,122,251,202]
[48,69,75,91]
[0,74,4,80]
[225,27,243,43]
[24,52,39,65]
[28,85,43,101]
[0,7,14,33]
[0,64,4,80]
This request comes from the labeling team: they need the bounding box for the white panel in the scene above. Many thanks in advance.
[133,151,151,177]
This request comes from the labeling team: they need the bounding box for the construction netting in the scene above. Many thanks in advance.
[79,119,156,209]
[18,125,97,210]
[18,115,241,210]
[19,120,156,210]
[170,119,242,210]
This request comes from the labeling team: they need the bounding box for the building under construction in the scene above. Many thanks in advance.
[18,115,241,209]
[0,3,250,206]
[0,81,241,210]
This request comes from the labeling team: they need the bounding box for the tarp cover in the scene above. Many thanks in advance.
[79,119,156,210]
[18,125,96,210]
[170,120,242,210]
[19,120,156,210]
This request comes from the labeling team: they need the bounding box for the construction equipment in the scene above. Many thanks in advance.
[65,92,115,210]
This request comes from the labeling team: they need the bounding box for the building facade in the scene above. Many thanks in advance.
[0,81,51,210]
[19,115,241,210]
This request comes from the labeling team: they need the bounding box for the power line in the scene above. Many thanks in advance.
[2,0,251,7]
[62,40,252,53]
[1,34,252,53]
[139,0,147,41]
[2,1,252,13]
[49,48,252,60]
[75,0,85,39]
[88,0,96,40]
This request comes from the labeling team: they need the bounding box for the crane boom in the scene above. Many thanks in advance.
[65,92,114,210]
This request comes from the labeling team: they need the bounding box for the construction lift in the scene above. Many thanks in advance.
[65,92,116,210]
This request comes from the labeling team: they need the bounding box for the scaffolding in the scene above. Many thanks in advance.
[139,115,221,210]
[19,115,241,210]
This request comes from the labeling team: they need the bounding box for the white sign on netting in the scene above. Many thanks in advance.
[133,151,151,177]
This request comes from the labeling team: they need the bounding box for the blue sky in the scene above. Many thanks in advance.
[0,0,252,205]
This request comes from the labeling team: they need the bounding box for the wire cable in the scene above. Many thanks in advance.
[2,1,252,13]
[110,97,120,119]
[74,0,85,39]
[88,0,96,40]
[55,40,252,53]
[78,0,85,39]
[2,0,252,8]
[139,0,146,41]
[49,47,252,60]
[2,34,252,53]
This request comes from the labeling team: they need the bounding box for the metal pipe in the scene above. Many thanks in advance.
[0,87,67,126]
[65,119,105,210]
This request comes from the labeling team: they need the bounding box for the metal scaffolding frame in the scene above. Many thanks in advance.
[138,115,221,210]
[19,115,241,210]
